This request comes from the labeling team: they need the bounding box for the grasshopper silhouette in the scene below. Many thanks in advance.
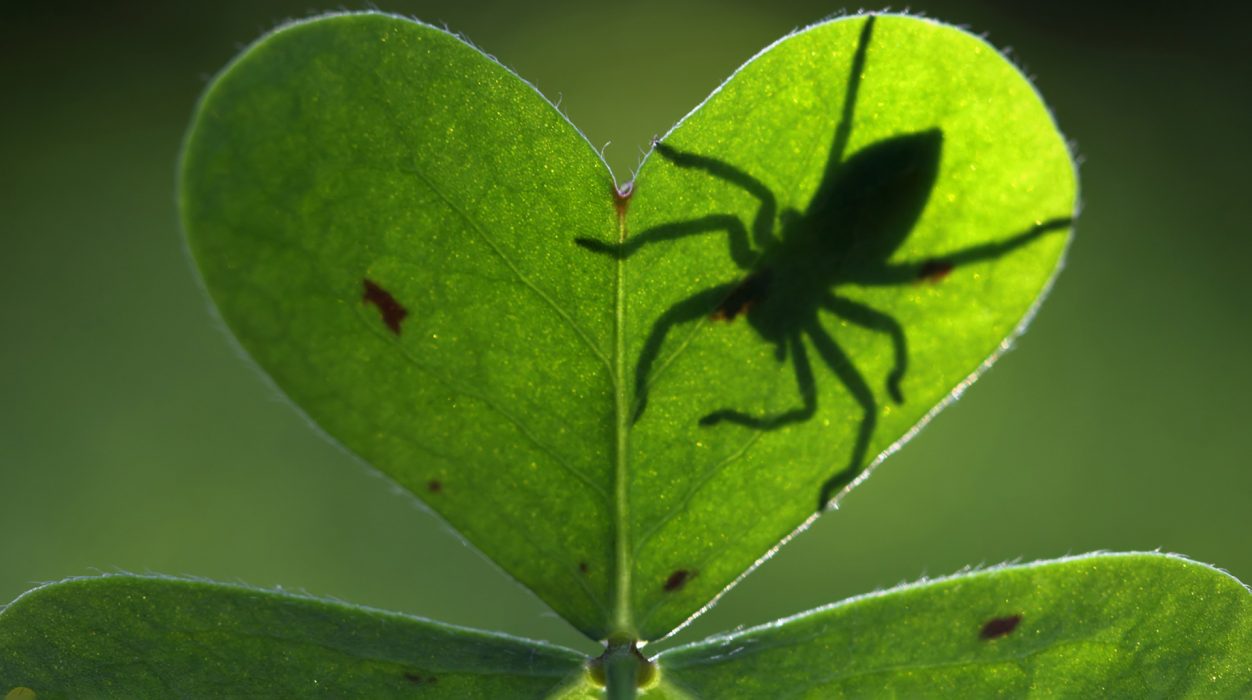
[577,16,1071,510]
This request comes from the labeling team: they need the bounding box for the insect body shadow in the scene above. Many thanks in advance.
[576,16,1071,511]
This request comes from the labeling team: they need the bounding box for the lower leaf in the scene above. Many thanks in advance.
[0,575,591,698]
[650,552,1252,698]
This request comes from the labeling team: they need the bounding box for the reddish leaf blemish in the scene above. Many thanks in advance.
[613,182,633,217]
[663,569,694,592]
[709,273,769,321]
[917,259,954,283]
[979,614,1022,640]
[362,278,408,334]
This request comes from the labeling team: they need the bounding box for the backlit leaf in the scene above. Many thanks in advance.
[181,12,1075,642]
[648,553,1252,698]
[0,575,590,698]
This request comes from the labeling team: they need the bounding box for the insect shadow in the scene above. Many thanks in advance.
[577,16,1072,510]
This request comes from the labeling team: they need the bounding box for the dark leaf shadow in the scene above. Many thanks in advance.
[575,15,1071,511]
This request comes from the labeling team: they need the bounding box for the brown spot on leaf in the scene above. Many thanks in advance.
[363,278,408,335]
[614,182,634,217]
[710,299,756,321]
[426,480,442,494]
[710,273,769,321]
[403,672,436,685]
[579,561,590,574]
[980,614,1022,640]
[663,569,694,592]
[917,259,953,284]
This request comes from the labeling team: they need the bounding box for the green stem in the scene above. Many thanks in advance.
[605,647,640,700]
[593,642,656,700]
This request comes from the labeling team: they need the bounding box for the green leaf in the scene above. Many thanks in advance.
[613,15,1074,639]
[181,12,1075,642]
[182,12,621,640]
[648,553,1252,698]
[0,575,593,698]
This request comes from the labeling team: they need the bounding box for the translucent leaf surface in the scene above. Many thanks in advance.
[181,12,1075,641]
[609,15,1074,638]
[0,575,589,698]
[182,12,621,639]
[648,553,1252,698]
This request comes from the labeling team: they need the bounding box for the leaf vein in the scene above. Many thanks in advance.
[355,309,609,502]
[634,431,766,555]
[400,165,614,378]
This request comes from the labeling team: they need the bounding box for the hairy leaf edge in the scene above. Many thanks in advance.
[0,572,588,658]
[651,551,1250,663]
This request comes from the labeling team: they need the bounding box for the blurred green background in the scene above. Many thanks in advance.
[2,1,1249,656]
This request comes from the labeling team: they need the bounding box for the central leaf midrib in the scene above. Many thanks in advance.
[611,192,634,641]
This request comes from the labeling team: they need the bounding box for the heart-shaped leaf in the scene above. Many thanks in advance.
[181,12,1075,642]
